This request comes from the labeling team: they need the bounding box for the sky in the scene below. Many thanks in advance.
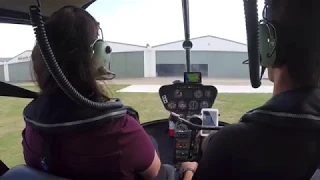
[0,0,264,58]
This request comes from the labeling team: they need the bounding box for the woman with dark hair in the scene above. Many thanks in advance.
[22,6,161,180]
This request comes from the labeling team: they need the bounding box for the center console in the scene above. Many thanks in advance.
[174,130,192,162]
[158,72,218,164]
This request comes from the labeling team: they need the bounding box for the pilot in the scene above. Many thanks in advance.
[181,0,320,179]
[22,6,165,180]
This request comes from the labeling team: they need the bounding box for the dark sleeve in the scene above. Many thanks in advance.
[193,123,250,180]
[119,115,156,172]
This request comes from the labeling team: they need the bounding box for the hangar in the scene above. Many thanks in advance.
[0,51,33,82]
[0,58,9,82]
[154,35,249,78]
[0,42,154,82]
[0,35,267,82]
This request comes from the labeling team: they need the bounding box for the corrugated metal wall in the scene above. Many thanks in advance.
[156,51,249,78]
[4,51,145,82]
[110,52,144,78]
[8,62,32,82]
[0,65,4,81]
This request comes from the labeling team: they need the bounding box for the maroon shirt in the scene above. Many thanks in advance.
[22,113,155,180]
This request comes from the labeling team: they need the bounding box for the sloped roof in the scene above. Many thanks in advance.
[153,35,247,47]
[6,50,32,62]
[107,40,146,48]
[0,57,10,62]
[152,35,248,52]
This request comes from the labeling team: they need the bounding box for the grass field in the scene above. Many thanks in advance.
[0,84,272,167]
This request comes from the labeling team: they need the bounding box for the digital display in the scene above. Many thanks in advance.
[202,110,218,135]
[184,72,202,84]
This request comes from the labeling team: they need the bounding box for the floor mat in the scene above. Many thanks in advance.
[143,121,175,165]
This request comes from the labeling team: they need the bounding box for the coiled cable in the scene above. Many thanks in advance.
[243,0,261,88]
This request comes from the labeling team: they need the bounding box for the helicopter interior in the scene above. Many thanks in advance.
[0,1,230,179]
[2,0,320,180]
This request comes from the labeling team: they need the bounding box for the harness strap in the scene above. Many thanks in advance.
[0,160,9,176]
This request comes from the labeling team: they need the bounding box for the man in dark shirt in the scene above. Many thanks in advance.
[181,0,320,179]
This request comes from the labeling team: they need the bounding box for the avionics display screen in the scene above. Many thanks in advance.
[202,110,218,135]
[184,72,202,84]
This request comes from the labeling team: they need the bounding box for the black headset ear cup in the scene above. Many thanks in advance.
[259,23,277,67]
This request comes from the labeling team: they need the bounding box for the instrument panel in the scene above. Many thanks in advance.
[159,83,218,115]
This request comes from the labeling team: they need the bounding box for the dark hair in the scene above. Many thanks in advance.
[31,6,108,99]
[267,0,320,87]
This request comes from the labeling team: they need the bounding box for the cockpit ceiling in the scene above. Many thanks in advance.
[0,0,95,25]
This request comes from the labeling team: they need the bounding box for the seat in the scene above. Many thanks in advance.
[310,169,320,180]
[1,164,175,180]
[0,165,69,180]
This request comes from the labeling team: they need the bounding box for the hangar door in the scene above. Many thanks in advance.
[0,65,4,81]
[110,52,144,78]
[8,62,32,82]
[156,64,208,77]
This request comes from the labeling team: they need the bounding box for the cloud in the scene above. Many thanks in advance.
[0,24,35,57]
[0,0,265,57]
[96,0,264,46]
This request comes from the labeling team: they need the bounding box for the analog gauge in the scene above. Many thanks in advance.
[167,101,177,110]
[205,90,212,98]
[188,100,199,111]
[174,89,182,98]
[200,101,209,108]
[176,123,188,131]
[178,101,187,110]
[194,90,203,98]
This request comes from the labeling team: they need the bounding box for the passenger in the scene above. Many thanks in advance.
[22,6,161,180]
[181,0,320,180]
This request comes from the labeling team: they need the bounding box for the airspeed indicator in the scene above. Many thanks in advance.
[174,89,182,98]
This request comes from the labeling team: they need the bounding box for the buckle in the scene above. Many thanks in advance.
[40,157,48,171]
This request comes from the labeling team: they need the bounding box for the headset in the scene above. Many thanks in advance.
[258,4,278,68]
[91,39,115,80]
[90,27,115,80]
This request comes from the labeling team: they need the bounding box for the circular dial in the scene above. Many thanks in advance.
[178,101,187,110]
[194,90,203,98]
[176,123,188,131]
[205,90,213,98]
[200,101,209,108]
[188,100,199,111]
[167,101,177,110]
[174,89,182,98]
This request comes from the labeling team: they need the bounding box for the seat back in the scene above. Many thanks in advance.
[0,165,69,180]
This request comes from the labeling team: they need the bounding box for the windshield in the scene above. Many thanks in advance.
[0,0,271,167]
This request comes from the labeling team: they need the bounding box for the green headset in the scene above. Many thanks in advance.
[258,4,278,68]
[90,31,115,80]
